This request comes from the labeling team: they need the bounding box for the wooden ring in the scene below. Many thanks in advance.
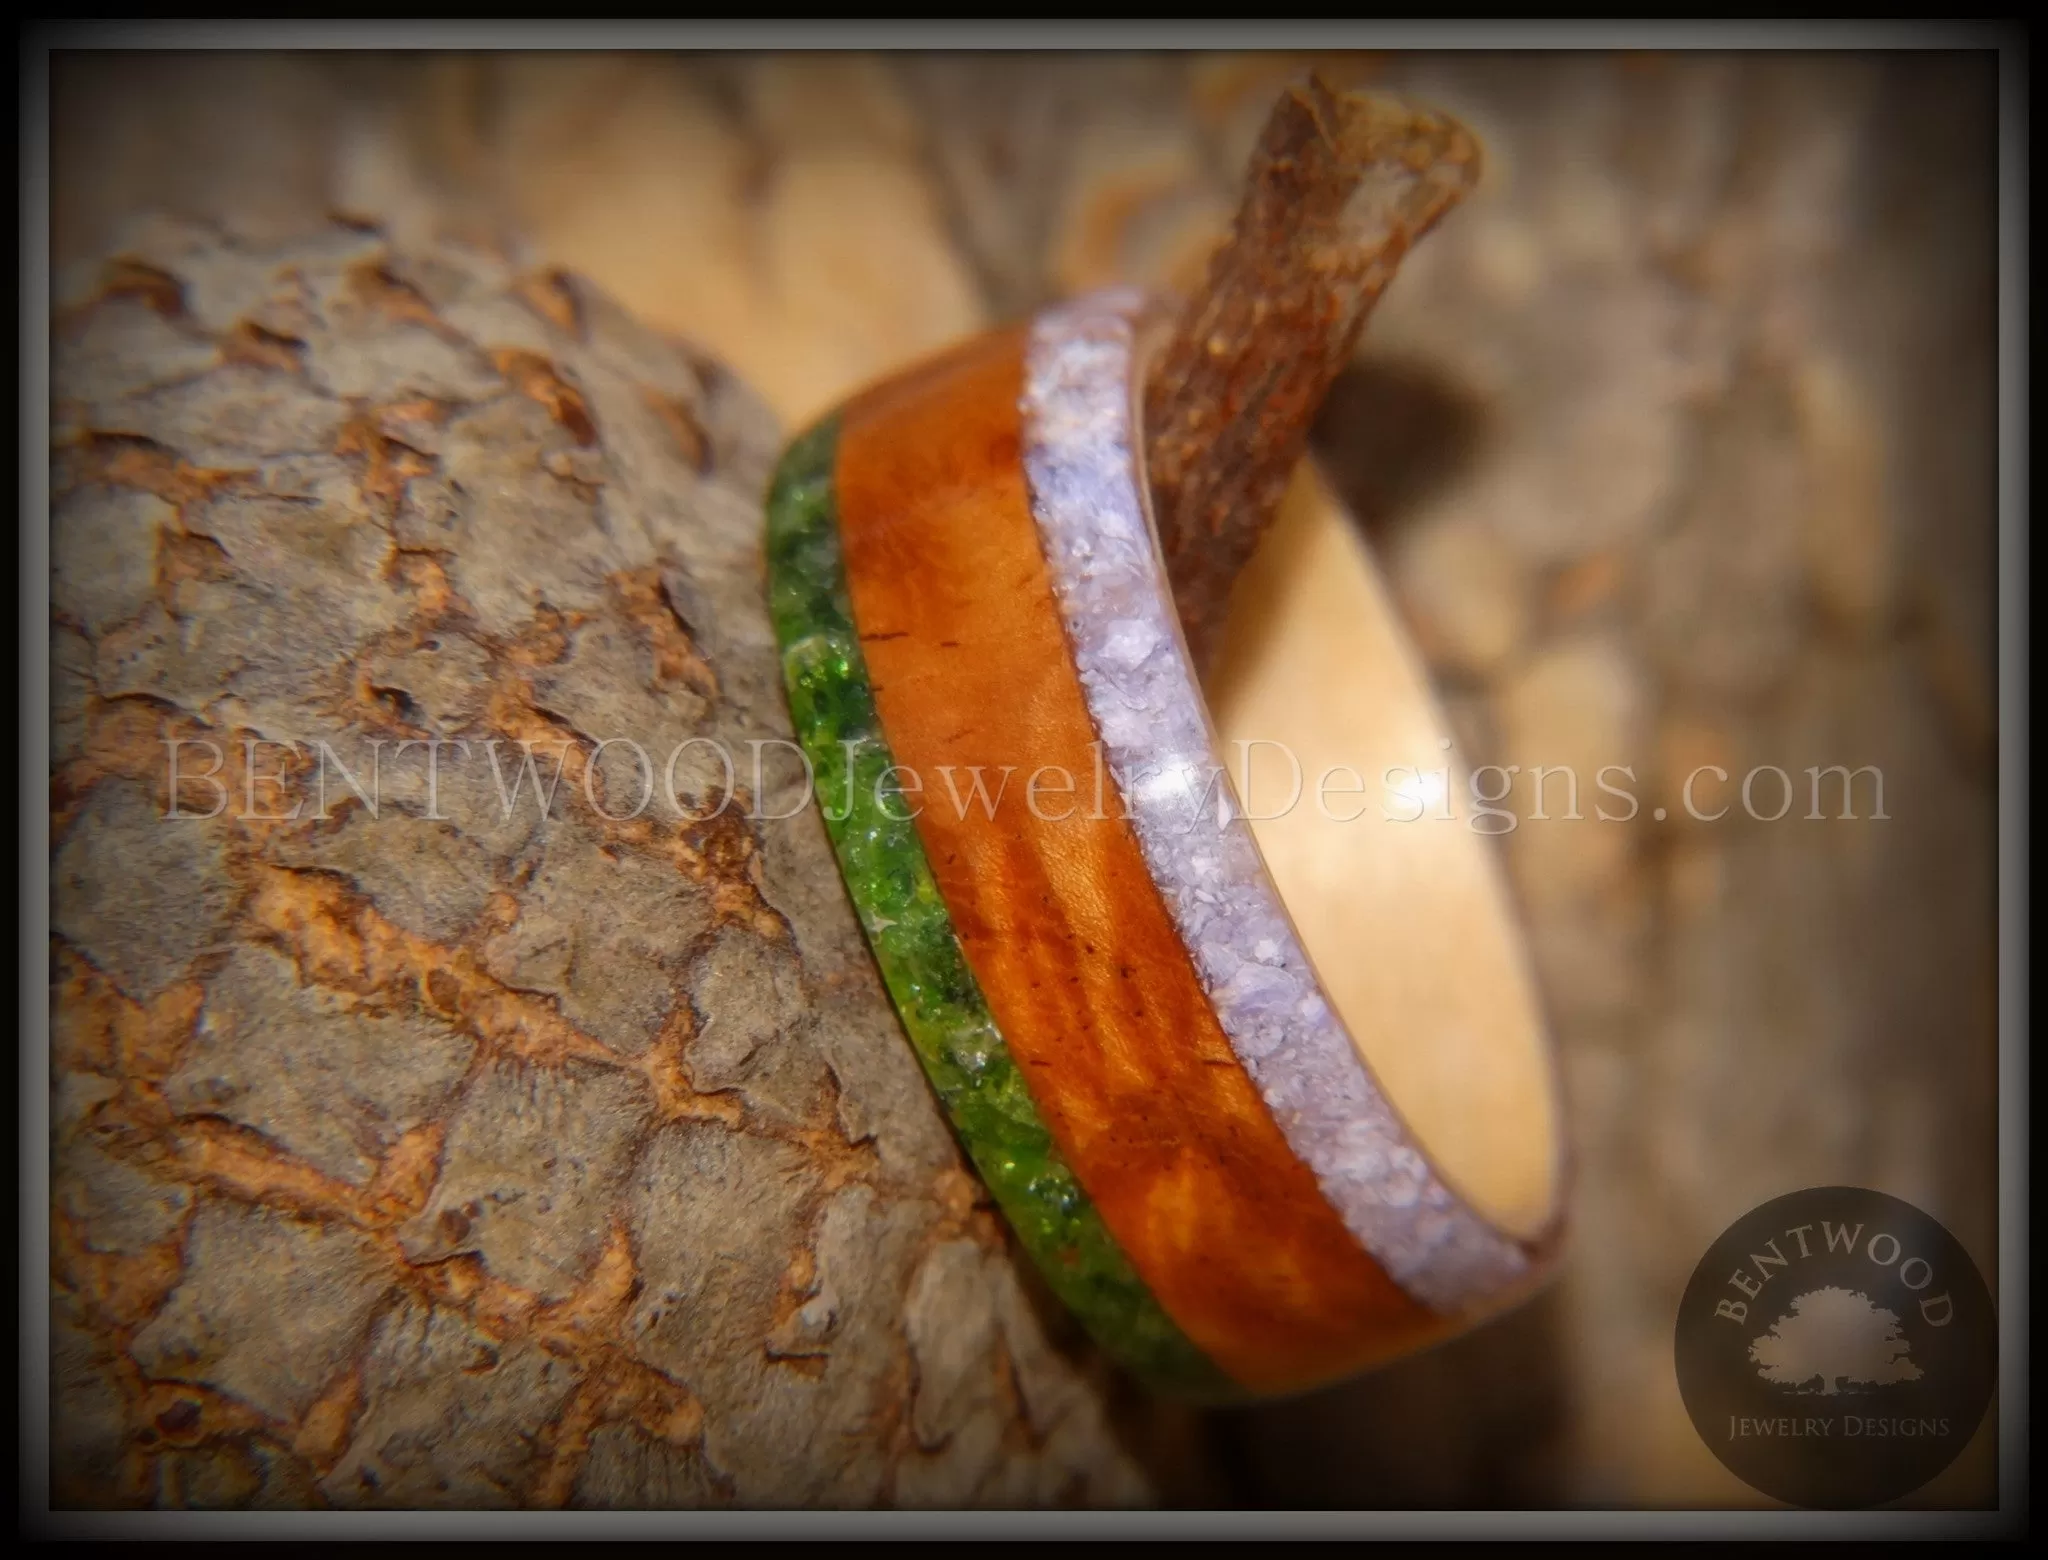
[766,288,1567,1398]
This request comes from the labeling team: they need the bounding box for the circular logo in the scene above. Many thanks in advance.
[1675,1186,1995,1508]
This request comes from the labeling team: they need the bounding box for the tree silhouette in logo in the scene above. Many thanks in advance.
[1749,1286,1923,1396]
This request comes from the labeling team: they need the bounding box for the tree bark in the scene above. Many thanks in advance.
[1143,76,1480,669]
[48,221,1184,1509]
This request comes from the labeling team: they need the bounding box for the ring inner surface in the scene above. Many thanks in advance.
[1206,466,1563,1243]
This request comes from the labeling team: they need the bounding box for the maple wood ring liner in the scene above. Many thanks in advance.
[765,287,1567,1399]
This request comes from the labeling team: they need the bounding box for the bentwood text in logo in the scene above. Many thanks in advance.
[1674,1186,1995,1508]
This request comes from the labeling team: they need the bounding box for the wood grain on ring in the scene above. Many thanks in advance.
[833,327,1445,1394]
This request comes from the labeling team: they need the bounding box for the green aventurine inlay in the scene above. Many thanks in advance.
[765,415,1232,1397]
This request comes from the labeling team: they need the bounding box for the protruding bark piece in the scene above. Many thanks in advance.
[1144,75,1482,669]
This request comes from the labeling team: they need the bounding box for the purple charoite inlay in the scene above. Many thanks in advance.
[1019,287,1533,1314]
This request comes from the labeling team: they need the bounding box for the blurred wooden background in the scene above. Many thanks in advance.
[49,49,2001,1508]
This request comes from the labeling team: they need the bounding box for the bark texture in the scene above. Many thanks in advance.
[49,220,1170,1509]
[1144,77,1481,668]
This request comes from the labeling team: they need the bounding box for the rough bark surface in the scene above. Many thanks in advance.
[1143,77,1481,668]
[48,220,1167,1509]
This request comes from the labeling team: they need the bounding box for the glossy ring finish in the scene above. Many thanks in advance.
[765,288,1564,1398]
